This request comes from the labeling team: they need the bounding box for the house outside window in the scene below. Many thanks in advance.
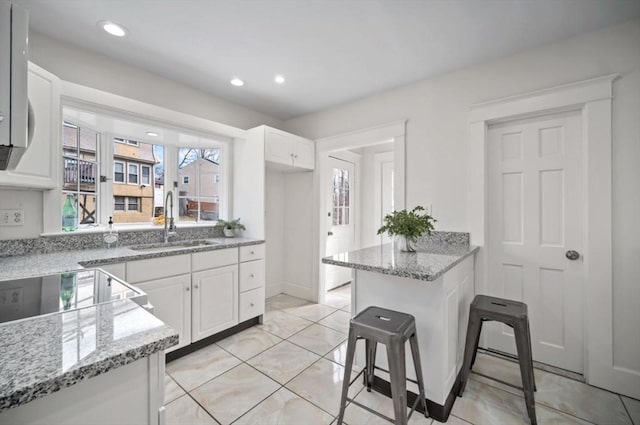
[114,196,125,211]
[128,163,139,184]
[141,165,151,185]
[62,121,99,226]
[178,148,221,222]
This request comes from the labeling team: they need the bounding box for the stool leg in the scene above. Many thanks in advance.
[459,310,481,397]
[525,318,537,392]
[337,328,358,425]
[387,340,408,425]
[514,321,537,425]
[409,332,429,418]
[470,320,484,368]
[365,339,377,392]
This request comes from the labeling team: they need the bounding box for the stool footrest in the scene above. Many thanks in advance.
[372,365,421,386]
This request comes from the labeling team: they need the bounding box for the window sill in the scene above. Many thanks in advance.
[41,221,219,237]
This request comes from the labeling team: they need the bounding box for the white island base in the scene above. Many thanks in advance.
[350,255,475,422]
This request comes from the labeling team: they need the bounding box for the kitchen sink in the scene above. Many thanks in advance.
[129,239,220,252]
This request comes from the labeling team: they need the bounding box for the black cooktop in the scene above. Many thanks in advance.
[0,269,139,324]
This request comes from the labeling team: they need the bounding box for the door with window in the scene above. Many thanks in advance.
[487,110,584,373]
[325,157,356,291]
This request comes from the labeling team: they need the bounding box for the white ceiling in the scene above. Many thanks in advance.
[17,0,640,120]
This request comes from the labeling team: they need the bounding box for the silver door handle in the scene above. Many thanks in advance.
[327,231,333,236]
[565,250,580,260]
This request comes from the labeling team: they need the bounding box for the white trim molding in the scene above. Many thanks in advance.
[467,74,635,397]
[313,120,407,303]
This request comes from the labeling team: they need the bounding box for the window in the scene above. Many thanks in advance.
[114,196,125,211]
[114,137,139,146]
[128,163,139,184]
[62,121,99,227]
[128,197,140,212]
[178,147,221,222]
[332,168,350,226]
[141,165,151,185]
[114,196,141,212]
[114,161,125,183]
[127,140,139,146]
[113,137,164,224]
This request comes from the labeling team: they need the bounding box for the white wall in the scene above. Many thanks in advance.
[0,189,42,240]
[29,32,283,130]
[265,169,285,297]
[284,20,640,379]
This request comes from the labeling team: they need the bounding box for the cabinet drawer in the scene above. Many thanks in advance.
[239,259,265,292]
[192,248,238,272]
[239,244,265,262]
[126,254,191,284]
[239,287,265,322]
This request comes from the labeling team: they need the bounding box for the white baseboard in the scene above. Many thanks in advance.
[265,281,283,299]
[283,281,315,302]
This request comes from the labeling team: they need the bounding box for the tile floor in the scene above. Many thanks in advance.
[164,285,639,425]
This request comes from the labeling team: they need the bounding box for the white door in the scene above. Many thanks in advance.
[374,152,394,245]
[192,265,238,341]
[325,156,356,290]
[487,110,584,373]
[136,274,191,353]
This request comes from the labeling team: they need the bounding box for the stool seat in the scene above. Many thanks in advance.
[459,295,537,425]
[336,306,429,425]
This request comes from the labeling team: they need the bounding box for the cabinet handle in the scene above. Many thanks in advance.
[290,153,294,157]
[194,284,199,289]
[250,250,254,255]
[294,154,298,158]
[250,274,255,278]
[185,286,190,292]
[250,302,255,307]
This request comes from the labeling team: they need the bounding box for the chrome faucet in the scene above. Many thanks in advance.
[164,190,177,243]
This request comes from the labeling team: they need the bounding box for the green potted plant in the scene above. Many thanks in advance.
[377,206,436,252]
[217,218,246,238]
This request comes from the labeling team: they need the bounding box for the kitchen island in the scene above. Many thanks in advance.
[322,232,478,422]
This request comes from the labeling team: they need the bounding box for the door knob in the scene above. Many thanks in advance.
[565,250,580,260]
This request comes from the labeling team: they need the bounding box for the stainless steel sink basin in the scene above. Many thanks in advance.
[129,239,219,252]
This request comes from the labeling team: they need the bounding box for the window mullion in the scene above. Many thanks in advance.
[101,132,115,225]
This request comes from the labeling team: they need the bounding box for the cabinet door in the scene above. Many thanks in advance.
[97,263,126,281]
[0,62,60,188]
[136,274,191,353]
[265,128,293,166]
[192,265,238,341]
[293,137,315,170]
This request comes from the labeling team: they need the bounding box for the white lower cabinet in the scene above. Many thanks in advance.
[136,275,191,353]
[97,262,126,281]
[192,265,238,341]
[124,244,264,353]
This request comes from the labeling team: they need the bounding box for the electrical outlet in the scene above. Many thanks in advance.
[0,209,24,226]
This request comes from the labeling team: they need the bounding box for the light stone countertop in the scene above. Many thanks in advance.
[322,242,479,281]
[0,237,264,281]
[0,236,263,411]
[0,299,178,411]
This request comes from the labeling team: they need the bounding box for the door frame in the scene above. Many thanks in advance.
[467,74,628,394]
[313,121,406,304]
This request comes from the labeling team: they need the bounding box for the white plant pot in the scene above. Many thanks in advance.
[223,228,235,238]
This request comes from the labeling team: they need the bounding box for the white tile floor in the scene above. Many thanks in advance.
[164,285,639,425]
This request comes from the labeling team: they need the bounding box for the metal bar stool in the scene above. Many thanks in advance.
[459,295,537,425]
[337,306,429,425]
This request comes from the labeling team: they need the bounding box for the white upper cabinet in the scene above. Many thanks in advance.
[264,127,315,170]
[0,63,60,189]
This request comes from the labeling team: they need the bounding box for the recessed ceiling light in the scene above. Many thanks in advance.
[274,75,285,84]
[100,20,128,37]
[146,131,159,137]
[230,78,244,87]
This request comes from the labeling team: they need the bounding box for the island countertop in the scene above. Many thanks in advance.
[0,298,178,412]
[322,239,478,281]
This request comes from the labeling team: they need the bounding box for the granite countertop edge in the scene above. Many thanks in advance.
[0,326,178,412]
[322,245,479,282]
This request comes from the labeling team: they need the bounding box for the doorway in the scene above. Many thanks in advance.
[315,121,406,305]
[486,110,584,373]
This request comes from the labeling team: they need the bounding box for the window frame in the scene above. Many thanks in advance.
[47,104,232,234]
[141,165,151,186]
[113,160,125,183]
[127,162,139,185]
